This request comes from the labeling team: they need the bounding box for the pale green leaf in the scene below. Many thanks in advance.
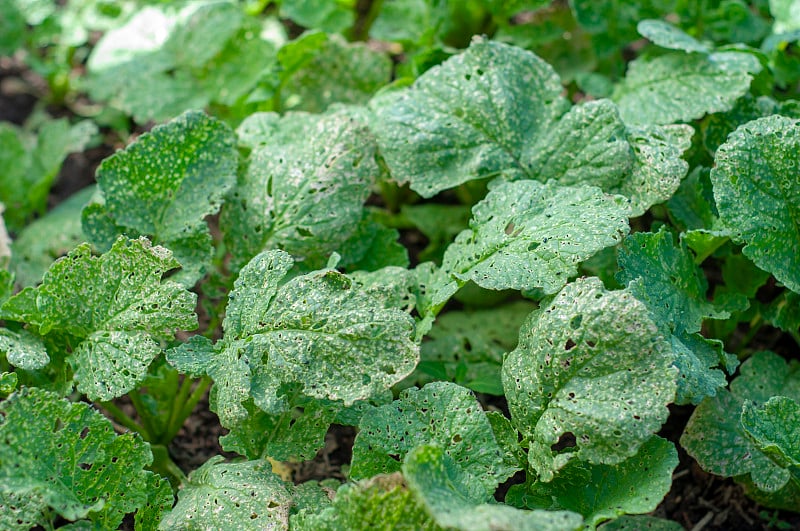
[280,0,354,32]
[520,99,633,189]
[277,32,391,113]
[617,228,727,335]
[771,0,800,33]
[85,3,262,122]
[710,115,800,294]
[223,109,378,270]
[351,382,519,493]
[681,351,800,492]
[3,237,197,401]
[637,19,710,53]
[10,186,93,287]
[619,124,693,216]
[0,328,49,370]
[503,277,676,481]
[83,110,237,286]
[169,250,418,425]
[404,445,584,531]
[670,332,738,406]
[0,387,157,529]
[613,52,753,125]
[159,456,292,530]
[442,180,630,294]
[370,37,565,197]
[291,473,441,531]
[741,396,800,485]
[525,437,678,528]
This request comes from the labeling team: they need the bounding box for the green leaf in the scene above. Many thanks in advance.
[0,372,17,394]
[277,32,391,113]
[612,52,754,125]
[3,237,197,401]
[442,181,630,294]
[10,186,93,287]
[520,98,633,189]
[351,381,519,493]
[414,301,535,395]
[401,203,471,263]
[701,95,785,155]
[370,37,565,197]
[223,109,378,270]
[667,167,718,231]
[620,124,693,216]
[0,0,25,55]
[681,351,800,492]
[280,0,354,32]
[503,277,676,481]
[134,474,174,531]
[86,2,264,122]
[0,328,49,370]
[637,19,710,53]
[599,515,685,530]
[669,332,738,406]
[292,473,441,531]
[159,456,292,530]
[763,291,800,333]
[617,228,727,335]
[404,445,584,531]
[334,214,409,272]
[169,250,418,425]
[219,397,336,461]
[771,0,800,33]
[0,387,158,529]
[82,110,237,286]
[0,119,96,231]
[523,436,678,528]
[710,115,800,294]
[741,396,800,485]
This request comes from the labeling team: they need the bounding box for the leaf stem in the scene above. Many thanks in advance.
[349,0,383,42]
[129,390,159,443]
[165,376,212,443]
[100,400,150,439]
[163,376,195,443]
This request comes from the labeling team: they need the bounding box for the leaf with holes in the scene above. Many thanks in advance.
[442,180,630,294]
[681,351,800,493]
[710,115,800,294]
[350,381,519,493]
[1,237,197,401]
[612,51,756,125]
[158,456,292,530]
[502,277,676,481]
[291,473,440,531]
[0,387,161,529]
[404,445,584,531]
[82,110,237,285]
[519,436,678,528]
[222,109,378,270]
[741,396,800,486]
[168,249,418,426]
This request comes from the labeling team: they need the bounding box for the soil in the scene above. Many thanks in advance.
[3,46,800,531]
